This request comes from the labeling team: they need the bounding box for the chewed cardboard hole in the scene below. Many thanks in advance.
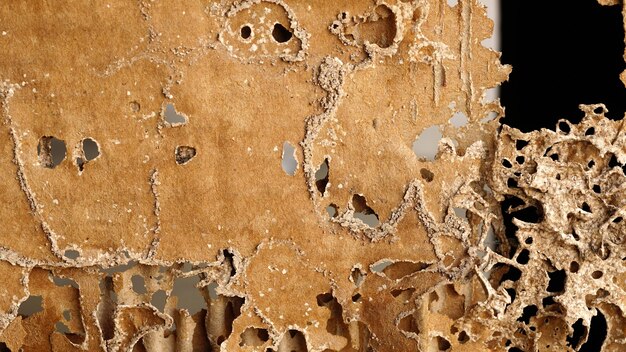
[37,136,66,168]
[281,141,298,176]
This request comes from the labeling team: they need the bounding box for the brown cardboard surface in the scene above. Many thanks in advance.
[0,0,624,351]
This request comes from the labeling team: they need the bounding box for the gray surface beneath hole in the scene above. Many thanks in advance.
[281,142,297,176]
[164,103,187,124]
[412,125,442,161]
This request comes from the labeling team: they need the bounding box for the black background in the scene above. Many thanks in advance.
[500,0,626,132]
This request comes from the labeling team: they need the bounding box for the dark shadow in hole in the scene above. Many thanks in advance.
[579,309,607,352]
[420,168,434,182]
[315,159,329,195]
[271,23,292,43]
[216,296,245,346]
[498,265,522,285]
[547,269,566,293]
[516,249,530,264]
[501,196,542,258]
[38,136,66,168]
[517,304,538,325]
[542,296,556,308]
[240,25,252,39]
[278,330,307,351]
[436,336,451,351]
[240,327,269,347]
[398,314,419,335]
[501,1,626,131]
[505,288,516,303]
[352,194,379,227]
[566,318,586,349]
[0,342,9,352]
[175,146,196,165]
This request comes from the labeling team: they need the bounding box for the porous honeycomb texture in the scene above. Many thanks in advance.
[0,0,624,351]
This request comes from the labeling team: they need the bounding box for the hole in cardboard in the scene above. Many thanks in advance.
[131,275,147,294]
[97,276,116,340]
[163,103,187,125]
[175,146,196,165]
[38,136,66,168]
[516,249,530,264]
[350,267,365,287]
[326,204,338,218]
[171,274,207,315]
[398,314,419,335]
[129,101,140,112]
[240,327,269,347]
[391,288,415,301]
[420,168,434,182]
[64,249,80,260]
[542,296,556,308]
[371,259,393,273]
[581,202,591,213]
[515,140,529,150]
[579,310,606,351]
[382,261,430,280]
[281,142,297,176]
[216,297,245,345]
[436,336,451,351]
[150,290,167,312]
[505,288,516,303]
[315,159,329,194]
[496,264,522,285]
[569,261,580,273]
[591,270,603,279]
[517,305,538,324]
[547,269,566,292]
[566,318,585,349]
[449,112,468,127]
[352,194,379,227]
[412,126,442,161]
[271,23,292,43]
[240,25,252,39]
[316,292,333,307]
[278,330,307,351]
[458,330,469,343]
[82,138,100,161]
[18,296,43,318]
[223,249,237,277]
[52,275,79,289]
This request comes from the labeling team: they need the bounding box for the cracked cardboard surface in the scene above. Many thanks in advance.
[0,0,624,351]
